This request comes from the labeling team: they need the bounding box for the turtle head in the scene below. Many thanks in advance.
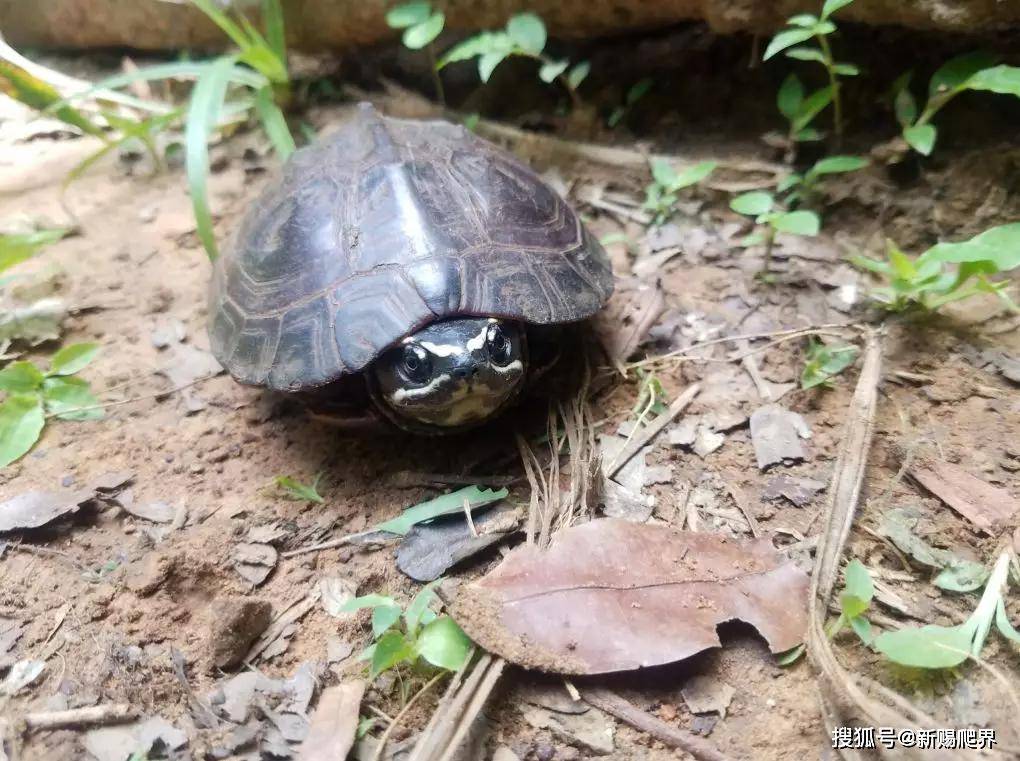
[369,317,526,432]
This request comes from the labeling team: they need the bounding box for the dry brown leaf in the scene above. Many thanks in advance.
[910,459,1020,533]
[0,489,95,533]
[452,518,809,674]
[298,681,366,761]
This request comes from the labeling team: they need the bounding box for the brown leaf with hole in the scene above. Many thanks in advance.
[910,459,1020,533]
[451,518,809,674]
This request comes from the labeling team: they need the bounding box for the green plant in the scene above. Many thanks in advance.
[849,223,1020,313]
[892,53,1020,156]
[631,368,667,419]
[0,228,70,284]
[340,582,472,679]
[438,13,589,106]
[387,1,446,104]
[274,473,324,503]
[765,0,858,144]
[828,559,874,644]
[66,108,185,187]
[775,73,832,147]
[874,551,1020,669]
[642,159,716,225]
[776,154,868,207]
[801,338,859,389]
[608,78,653,128]
[730,190,820,275]
[0,343,102,467]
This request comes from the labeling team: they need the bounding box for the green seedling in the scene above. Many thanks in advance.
[777,154,868,207]
[387,1,446,103]
[849,222,1020,313]
[631,368,667,419]
[642,159,716,225]
[66,108,185,187]
[828,559,875,645]
[765,0,858,144]
[0,343,102,467]
[0,228,70,283]
[340,581,472,679]
[274,473,325,503]
[801,338,859,389]
[893,52,1020,156]
[874,551,1020,669]
[375,485,508,535]
[438,13,589,106]
[730,190,820,275]
[608,78,653,128]
[775,72,832,147]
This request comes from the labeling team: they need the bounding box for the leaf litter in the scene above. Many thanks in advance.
[452,518,809,674]
[908,457,1020,533]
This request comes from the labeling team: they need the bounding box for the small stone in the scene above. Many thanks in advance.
[208,597,272,669]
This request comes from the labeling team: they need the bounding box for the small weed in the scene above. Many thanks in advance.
[0,343,102,467]
[828,558,875,645]
[608,78,653,128]
[438,13,589,107]
[642,159,716,225]
[801,338,859,389]
[0,228,70,282]
[849,223,1020,313]
[631,368,668,419]
[892,52,1020,156]
[765,0,858,144]
[274,473,325,503]
[340,581,472,679]
[729,190,820,275]
[387,1,446,103]
[777,154,868,207]
[874,551,1020,669]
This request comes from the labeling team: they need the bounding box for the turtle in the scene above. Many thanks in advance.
[208,104,613,434]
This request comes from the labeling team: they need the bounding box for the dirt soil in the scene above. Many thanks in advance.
[2,57,1020,761]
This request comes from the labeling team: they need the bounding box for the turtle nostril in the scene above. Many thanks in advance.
[453,366,478,380]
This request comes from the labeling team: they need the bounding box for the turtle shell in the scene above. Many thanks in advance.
[209,104,613,392]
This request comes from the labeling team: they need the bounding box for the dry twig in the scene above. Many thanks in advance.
[607,383,700,478]
[23,704,137,731]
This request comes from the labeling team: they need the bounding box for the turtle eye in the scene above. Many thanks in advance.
[400,344,432,384]
[486,324,513,366]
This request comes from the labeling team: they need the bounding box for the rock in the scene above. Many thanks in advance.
[124,552,174,596]
[208,598,272,669]
[4,0,1016,52]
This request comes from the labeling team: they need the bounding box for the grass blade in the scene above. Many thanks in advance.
[189,0,251,50]
[0,60,105,137]
[262,0,287,63]
[254,85,295,159]
[186,56,238,261]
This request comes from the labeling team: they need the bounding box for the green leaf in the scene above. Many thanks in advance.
[650,159,679,188]
[506,13,546,55]
[42,376,103,421]
[0,60,105,137]
[777,73,804,121]
[566,61,590,91]
[763,28,817,61]
[374,485,508,535]
[995,599,1020,644]
[776,173,802,194]
[893,76,918,127]
[929,51,999,97]
[60,60,265,99]
[262,0,287,64]
[437,31,511,68]
[672,161,716,189]
[47,343,99,376]
[794,127,824,142]
[626,78,653,104]
[833,63,859,76]
[784,46,825,64]
[840,593,868,619]
[849,615,873,645]
[775,643,805,665]
[812,20,837,35]
[0,228,70,274]
[274,474,324,503]
[372,604,403,638]
[386,1,431,28]
[338,594,399,613]
[370,630,415,678]
[874,622,974,669]
[920,222,1020,271]
[821,0,855,19]
[808,155,868,178]
[190,0,251,50]
[848,253,891,275]
[0,361,44,393]
[538,59,569,84]
[935,561,991,593]
[404,581,439,636]
[903,123,936,155]
[786,14,818,27]
[773,210,820,236]
[0,394,45,467]
[730,191,774,216]
[416,616,472,671]
[792,86,834,132]
[844,559,874,603]
[965,64,1020,98]
[478,51,508,82]
[254,84,295,159]
[186,55,238,261]
[403,12,445,49]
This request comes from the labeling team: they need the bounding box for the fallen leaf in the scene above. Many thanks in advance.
[90,470,135,492]
[1,658,44,695]
[599,434,653,522]
[0,297,65,346]
[749,404,811,470]
[522,706,615,756]
[319,577,358,618]
[878,507,988,592]
[518,682,589,715]
[121,498,175,524]
[762,475,826,507]
[452,519,810,674]
[0,489,94,533]
[298,681,365,761]
[158,343,223,387]
[395,504,519,582]
[594,281,665,371]
[681,675,735,718]
[233,542,278,586]
[375,486,508,536]
[326,636,355,664]
[910,459,1020,533]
